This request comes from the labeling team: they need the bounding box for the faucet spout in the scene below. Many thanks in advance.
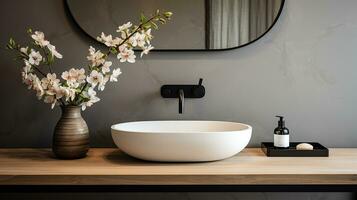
[179,89,184,114]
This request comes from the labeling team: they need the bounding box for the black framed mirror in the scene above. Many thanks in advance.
[66,0,285,50]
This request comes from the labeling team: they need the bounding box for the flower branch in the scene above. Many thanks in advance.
[6,10,172,110]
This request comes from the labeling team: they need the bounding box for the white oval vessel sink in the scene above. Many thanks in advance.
[111,121,252,162]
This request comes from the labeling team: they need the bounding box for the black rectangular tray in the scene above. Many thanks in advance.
[261,142,329,157]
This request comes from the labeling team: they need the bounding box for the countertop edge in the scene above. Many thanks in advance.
[1,174,357,185]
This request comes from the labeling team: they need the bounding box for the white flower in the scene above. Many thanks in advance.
[53,87,64,99]
[22,61,32,78]
[22,60,32,74]
[22,73,36,88]
[61,71,70,82]
[144,29,153,43]
[128,36,137,47]
[22,72,44,99]
[28,50,43,66]
[66,88,76,101]
[128,32,146,48]
[120,30,128,40]
[117,48,136,63]
[21,71,28,82]
[47,44,63,59]
[41,73,60,89]
[87,87,97,98]
[42,74,61,100]
[86,70,104,88]
[45,87,56,96]
[31,31,49,47]
[62,68,86,88]
[141,45,154,57]
[41,73,60,90]
[135,33,146,47]
[110,68,122,82]
[97,32,121,47]
[14,22,159,111]
[20,47,28,55]
[118,44,128,52]
[32,76,44,99]
[81,87,100,111]
[81,99,97,111]
[87,46,105,67]
[101,61,112,74]
[44,95,57,109]
[55,86,76,101]
[116,22,132,33]
[98,76,109,91]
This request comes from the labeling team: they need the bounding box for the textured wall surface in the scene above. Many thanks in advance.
[0,0,356,199]
[1,0,357,148]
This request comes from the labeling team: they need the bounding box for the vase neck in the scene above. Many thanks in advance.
[61,106,82,118]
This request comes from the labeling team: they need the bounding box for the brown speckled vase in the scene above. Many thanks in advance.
[53,106,89,159]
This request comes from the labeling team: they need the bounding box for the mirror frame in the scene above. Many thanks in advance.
[65,0,285,51]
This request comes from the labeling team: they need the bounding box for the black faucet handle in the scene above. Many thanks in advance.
[161,79,205,99]
[198,78,203,86]
[192,78,205,98]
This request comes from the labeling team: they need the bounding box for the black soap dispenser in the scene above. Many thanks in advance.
[274,116,289,149]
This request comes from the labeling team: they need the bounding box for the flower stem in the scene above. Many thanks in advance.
[75,13,163,106]
[41,47,53,73]
[59,98,65,107]
[116,14,158,49]
[33,66,46,77]
[13,48,47,77]
[74,82,88,105]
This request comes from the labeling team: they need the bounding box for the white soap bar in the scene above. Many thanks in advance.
[296,143,314,150]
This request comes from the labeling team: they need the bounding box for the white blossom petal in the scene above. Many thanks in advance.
[47,44,63,59]
[31,31,49,47]
[116,22,132,33]
[28,50,42,66]
[110,68,122,82]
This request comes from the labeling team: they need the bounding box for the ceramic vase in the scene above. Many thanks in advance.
[53,106,89,159]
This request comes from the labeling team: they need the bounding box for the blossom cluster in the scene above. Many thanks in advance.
[6,10,172,110]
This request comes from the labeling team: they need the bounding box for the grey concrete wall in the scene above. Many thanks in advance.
[0,0,356,199]
[1,0,357,148]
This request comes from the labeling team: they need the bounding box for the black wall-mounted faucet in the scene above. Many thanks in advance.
[161,78,205,114]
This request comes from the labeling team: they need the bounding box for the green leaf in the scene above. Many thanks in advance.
[9,38,15,46]
[6,43,14,50]
[79,93,90,100]
[110,47,117,54]
[159,18,166,24]
[140,13,147,23]
[150,21,158,30]
[143,23,151,29]
[163,11,173,18]
[49,54,54,64]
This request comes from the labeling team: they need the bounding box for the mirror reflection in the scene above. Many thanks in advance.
[67,0,284,50]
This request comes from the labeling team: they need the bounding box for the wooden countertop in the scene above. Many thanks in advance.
[0,148,356,185]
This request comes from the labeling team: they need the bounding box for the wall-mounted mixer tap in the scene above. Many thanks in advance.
[161,78,205,114]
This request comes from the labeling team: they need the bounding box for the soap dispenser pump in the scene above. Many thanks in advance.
[274,116,290,148]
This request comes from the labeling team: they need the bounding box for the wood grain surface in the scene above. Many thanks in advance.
[0,148,356,185]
